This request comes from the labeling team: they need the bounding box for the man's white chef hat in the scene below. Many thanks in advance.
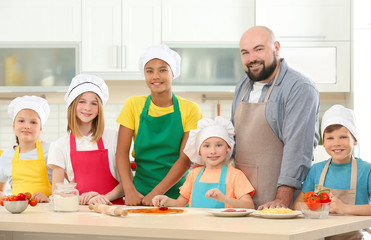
[183,116,235,165]
[138,45,181,79]
[65,74,109,107]
[321,104,358,141]
[8,95,50,129]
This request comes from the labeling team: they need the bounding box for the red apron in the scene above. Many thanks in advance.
[70,133,124,205]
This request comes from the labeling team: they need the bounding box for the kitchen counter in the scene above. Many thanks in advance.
[1,204,371,240]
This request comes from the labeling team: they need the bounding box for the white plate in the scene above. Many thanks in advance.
[208,209,255,217]
[252,210,302,219]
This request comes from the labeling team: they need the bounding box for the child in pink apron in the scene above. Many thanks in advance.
[48,74,124,205]
[293,105,371,240]
[0,96,52,203]
[152,117,255,209]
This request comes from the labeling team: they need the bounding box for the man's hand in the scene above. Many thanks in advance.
[257,185,295,210]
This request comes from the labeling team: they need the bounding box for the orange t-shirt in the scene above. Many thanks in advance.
[179,165,255,208]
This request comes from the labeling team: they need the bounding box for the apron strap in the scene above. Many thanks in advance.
[142,93,179,114]
[219,165,228,183]
[70,132,77,152]
[240,62,281,103]
[96,138,105,150]
[318,157,357,191]
[35,140,45,160]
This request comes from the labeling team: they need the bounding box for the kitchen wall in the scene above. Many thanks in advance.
[0,80,351,157]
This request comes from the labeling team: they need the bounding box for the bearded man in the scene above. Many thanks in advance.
[231,26,320,210]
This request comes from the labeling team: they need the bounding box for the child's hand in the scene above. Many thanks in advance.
[329,193,347,214]
[152,195,169,207]
[205,188,226,203]
[87,194,112,205]
[79,191,99,205]
[32,192,50,203]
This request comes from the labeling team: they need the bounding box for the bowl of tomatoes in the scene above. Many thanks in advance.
[1,192,38,214]
[299,190,331,219]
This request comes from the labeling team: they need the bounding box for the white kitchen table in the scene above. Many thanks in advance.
[1,204,371,240]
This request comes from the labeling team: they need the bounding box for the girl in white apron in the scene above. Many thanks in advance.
[293,105,371,240]
[152,117,255,209]
[48,74,124,205]
[0,96,52,203]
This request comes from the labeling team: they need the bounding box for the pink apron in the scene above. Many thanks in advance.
[316,157,363,240]
[70,133,124,205]
[234,66,283,208]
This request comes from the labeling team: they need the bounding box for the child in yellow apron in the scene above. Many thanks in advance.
[293,105,371,240]
[0,96,52,202]
[116,45,203,206]
[152,117,255,209]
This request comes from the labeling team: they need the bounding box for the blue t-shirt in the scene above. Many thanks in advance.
[302,158,371,205]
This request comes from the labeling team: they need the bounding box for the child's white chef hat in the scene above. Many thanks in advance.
[65,74,109,107]
[8,95,50,129]
[138,45,181,79]
[184,116,235,165]
[321,104,358,141]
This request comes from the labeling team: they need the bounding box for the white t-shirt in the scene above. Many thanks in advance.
[249,82,266,103]
[0,141,52,185]
[47,128,119,182]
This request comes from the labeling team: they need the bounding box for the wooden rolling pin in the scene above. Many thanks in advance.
[88,204,128,217]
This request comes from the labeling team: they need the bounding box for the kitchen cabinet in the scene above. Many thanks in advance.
[0,0,81,42]
[81,0,161,76]
[354,0,371,29]
[162,0,254,43]
[256,0,351,41]
[280,41,350,92]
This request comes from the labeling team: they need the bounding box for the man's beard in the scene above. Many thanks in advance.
[246,57,277,82]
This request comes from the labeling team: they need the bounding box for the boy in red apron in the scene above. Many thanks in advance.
[293,105,371,240]
[152,117,255,209]
[48,74,124,205]
[0,96,52,203]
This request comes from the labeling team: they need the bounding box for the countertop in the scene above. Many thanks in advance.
[1,204,371,240]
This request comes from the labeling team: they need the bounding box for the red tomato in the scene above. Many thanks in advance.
[130,162,137,170]
[222,209,237,212]
[29,199,37,207]
[303,191,314,201]
[0,198,3,206]
[10,195,18,201]
[17,193,27,201]
[319,192,331,203]
[25,192,32,200]
[305,196,321,211]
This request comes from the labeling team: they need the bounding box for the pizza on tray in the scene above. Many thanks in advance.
[126,208,186,215]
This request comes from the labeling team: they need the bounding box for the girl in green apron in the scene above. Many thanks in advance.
[116,45,203,206]
[152,117,255,209]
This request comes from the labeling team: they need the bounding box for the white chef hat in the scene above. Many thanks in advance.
[321,104,358,141]
[183,116,235,165]
[65,74,109,107]
[8,95,50,129]
[138,45,181,79]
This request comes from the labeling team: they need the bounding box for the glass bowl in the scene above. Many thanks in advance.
[3,200,29,214]
[299,202,330,219]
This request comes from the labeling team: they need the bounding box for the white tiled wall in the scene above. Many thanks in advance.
[0,101,232,151]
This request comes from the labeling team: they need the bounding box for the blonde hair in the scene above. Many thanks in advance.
[67,93,105,143]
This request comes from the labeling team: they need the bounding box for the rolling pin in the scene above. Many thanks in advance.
[89,204,128,217]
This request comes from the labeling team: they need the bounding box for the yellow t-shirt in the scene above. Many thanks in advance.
[116,95,203,140]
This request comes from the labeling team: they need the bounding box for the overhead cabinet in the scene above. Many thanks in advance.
[0,0,81,42]
[162,0,255,43]
[256,0,351,41]
[81,0,161,75]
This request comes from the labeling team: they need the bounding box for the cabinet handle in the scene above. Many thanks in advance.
[122,45,127,69]
[114,45,121,69]
[279,35,326,39]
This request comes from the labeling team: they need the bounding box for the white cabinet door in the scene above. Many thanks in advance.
[0,0,81,41]
[162,0,254,43]
[82,0,161,75]
[82,0,122,72]
[354,0,371,29]
[256,0,351,41]
[280,41,350,92]
[122,0,161,72]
